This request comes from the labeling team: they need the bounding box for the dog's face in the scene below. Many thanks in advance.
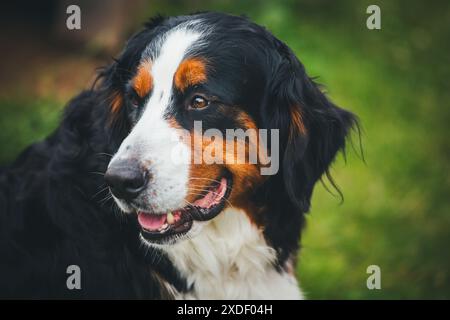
[104,13,356,248]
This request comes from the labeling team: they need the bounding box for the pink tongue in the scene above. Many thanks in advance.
[193,177,227,208]
[137,212,166,230]
[137,178,227,229]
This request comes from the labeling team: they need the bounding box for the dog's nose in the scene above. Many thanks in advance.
[105,160,149,201]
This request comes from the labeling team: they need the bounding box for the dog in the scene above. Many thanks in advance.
[0,12,357,299]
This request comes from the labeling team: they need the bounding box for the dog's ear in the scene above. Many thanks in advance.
[262,40,357,213]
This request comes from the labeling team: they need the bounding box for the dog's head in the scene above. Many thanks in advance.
[102,13,357,250]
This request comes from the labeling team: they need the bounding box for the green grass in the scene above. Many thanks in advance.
[0,0,448,299]
[0,98,62,164]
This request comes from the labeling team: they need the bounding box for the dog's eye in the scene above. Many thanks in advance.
[189,95,209,110]
[129,95,140,109]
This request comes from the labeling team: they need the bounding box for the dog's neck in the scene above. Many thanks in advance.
[161,208,303,299]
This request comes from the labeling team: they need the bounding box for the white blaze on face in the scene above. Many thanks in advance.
[112,24,203,213]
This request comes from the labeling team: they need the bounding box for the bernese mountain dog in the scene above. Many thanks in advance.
[0,12,357,299]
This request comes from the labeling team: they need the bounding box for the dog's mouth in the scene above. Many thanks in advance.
[137,175,232,244]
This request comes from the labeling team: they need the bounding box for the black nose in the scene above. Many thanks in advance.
[105,160,149,201]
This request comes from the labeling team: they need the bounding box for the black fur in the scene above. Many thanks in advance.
[0,12,357,298]
[259,36,357,264]
[0,91,174,298]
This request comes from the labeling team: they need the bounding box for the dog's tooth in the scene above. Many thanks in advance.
[159,223,168,231]
[167,211,175,224]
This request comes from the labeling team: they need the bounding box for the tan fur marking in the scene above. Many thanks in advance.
[110,91,123,115]
[182,110,266,225]
[174,58,207,92]
[132,60,153,98]
[290,105,306,137]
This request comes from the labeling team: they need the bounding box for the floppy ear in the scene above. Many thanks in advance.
[262,41,357,213]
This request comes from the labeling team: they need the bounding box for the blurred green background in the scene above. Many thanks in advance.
[0,0,448,299]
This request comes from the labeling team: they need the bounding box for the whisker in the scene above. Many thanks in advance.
[189,177,222,183]
[188,179,233,192]
[99,193,112,203]
[181,198,202,220]
[188,184,233,193]
[187,187,209,194]
[98,190,113,206]
[89,171,106,177]
[182,198,197,208]
[188,186,234,197]
[182,195,235,222]
[110,202,126,222]
[95,152,114,158]
[91,186,109,199]
[185,190,234,208]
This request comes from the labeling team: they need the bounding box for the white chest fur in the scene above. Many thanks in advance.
[162,208,303,300]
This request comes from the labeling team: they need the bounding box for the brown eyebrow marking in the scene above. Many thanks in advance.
[132,59,153,98]
[174,58,207,92]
